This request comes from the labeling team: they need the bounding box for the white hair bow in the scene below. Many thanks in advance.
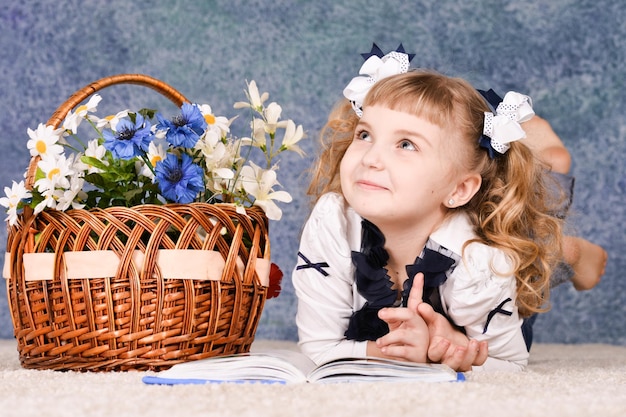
[482,91,535,155]
[343,51,411,117]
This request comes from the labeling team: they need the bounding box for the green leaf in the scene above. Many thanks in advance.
[138,108,158,119]
[34,167,46,182]
[84,173,106,189]
[124,188,145,201]
[81,156,108,171]
[29,192,44,209]
[99,170,136,183]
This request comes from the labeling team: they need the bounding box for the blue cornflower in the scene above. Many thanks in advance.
[154,153,204,203]
[103,114,154,160]
[156,103,207,148]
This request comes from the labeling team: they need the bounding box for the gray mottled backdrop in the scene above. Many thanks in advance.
[0,0,624,345]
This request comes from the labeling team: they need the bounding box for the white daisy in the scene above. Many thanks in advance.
[0,181,32,226]
[63,94,103,134]
[26,123,64,158]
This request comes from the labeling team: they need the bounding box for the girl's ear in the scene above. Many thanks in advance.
[447,173,482,208]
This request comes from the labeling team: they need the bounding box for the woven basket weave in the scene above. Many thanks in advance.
[4,74,270,371]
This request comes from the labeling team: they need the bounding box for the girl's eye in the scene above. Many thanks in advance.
[399,140,416,151]
[355,129,371,142]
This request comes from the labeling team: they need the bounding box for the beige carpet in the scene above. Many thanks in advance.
[1,339,625,417]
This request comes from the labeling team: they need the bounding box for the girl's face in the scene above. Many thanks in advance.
[340,105,466,233]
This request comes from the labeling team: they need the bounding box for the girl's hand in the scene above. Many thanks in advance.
[417,301,489,371]
[373,273,429,363]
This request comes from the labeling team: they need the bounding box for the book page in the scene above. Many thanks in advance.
[307,357,460,383]
[143,349,317,385]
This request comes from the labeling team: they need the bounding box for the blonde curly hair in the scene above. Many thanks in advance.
[307,70,564,317]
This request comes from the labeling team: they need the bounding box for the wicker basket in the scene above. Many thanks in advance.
[4,74,270,371]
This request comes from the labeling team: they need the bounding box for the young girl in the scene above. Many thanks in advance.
[293,50,565,372]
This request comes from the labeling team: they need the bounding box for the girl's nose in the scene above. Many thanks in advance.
[361,143,384,169]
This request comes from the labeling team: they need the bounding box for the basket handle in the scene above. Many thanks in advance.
[26,73,189,185]
[23,74,190,219]
[47,73,189,129]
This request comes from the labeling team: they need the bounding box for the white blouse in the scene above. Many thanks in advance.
[292,192,528,371]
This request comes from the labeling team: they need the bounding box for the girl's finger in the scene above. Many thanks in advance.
[377,332,426,362]
[457,339,480,371]
[378,307,419,323]
[416,300,436,325]
[406,272,424,313]
[474,340,489,366]
[427,338,451,362]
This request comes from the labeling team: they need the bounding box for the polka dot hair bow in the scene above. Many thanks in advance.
[480,91,535,158]
[343,43,414,117]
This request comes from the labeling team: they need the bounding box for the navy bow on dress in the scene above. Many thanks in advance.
[345,220,456,341]
[402,247,456,313]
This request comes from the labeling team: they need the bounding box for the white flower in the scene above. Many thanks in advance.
[0,181,31,209]
[263,102,283,135]
[66,153,89,178]
[279,120,306,156]
[34,154,74,193]
[233,80,269,111]
[240,161,292,221]
[198,104,230,137]
[138,142,167,179]
[55,176,86,211]
[81,139,108,174]
[198,138,240,192]
[0,181,32,226]
[76,94,103,117]
[250,118,268,147]
[33,188,58,215]
[26,123,64,158]
[152,124,167,140]
[94,109,130,130]
[63,94,103,134]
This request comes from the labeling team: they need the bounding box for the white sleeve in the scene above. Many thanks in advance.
[292,193,367,365]
[441,243,529,371]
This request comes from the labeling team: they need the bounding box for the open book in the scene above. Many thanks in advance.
[142,349,464,385]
